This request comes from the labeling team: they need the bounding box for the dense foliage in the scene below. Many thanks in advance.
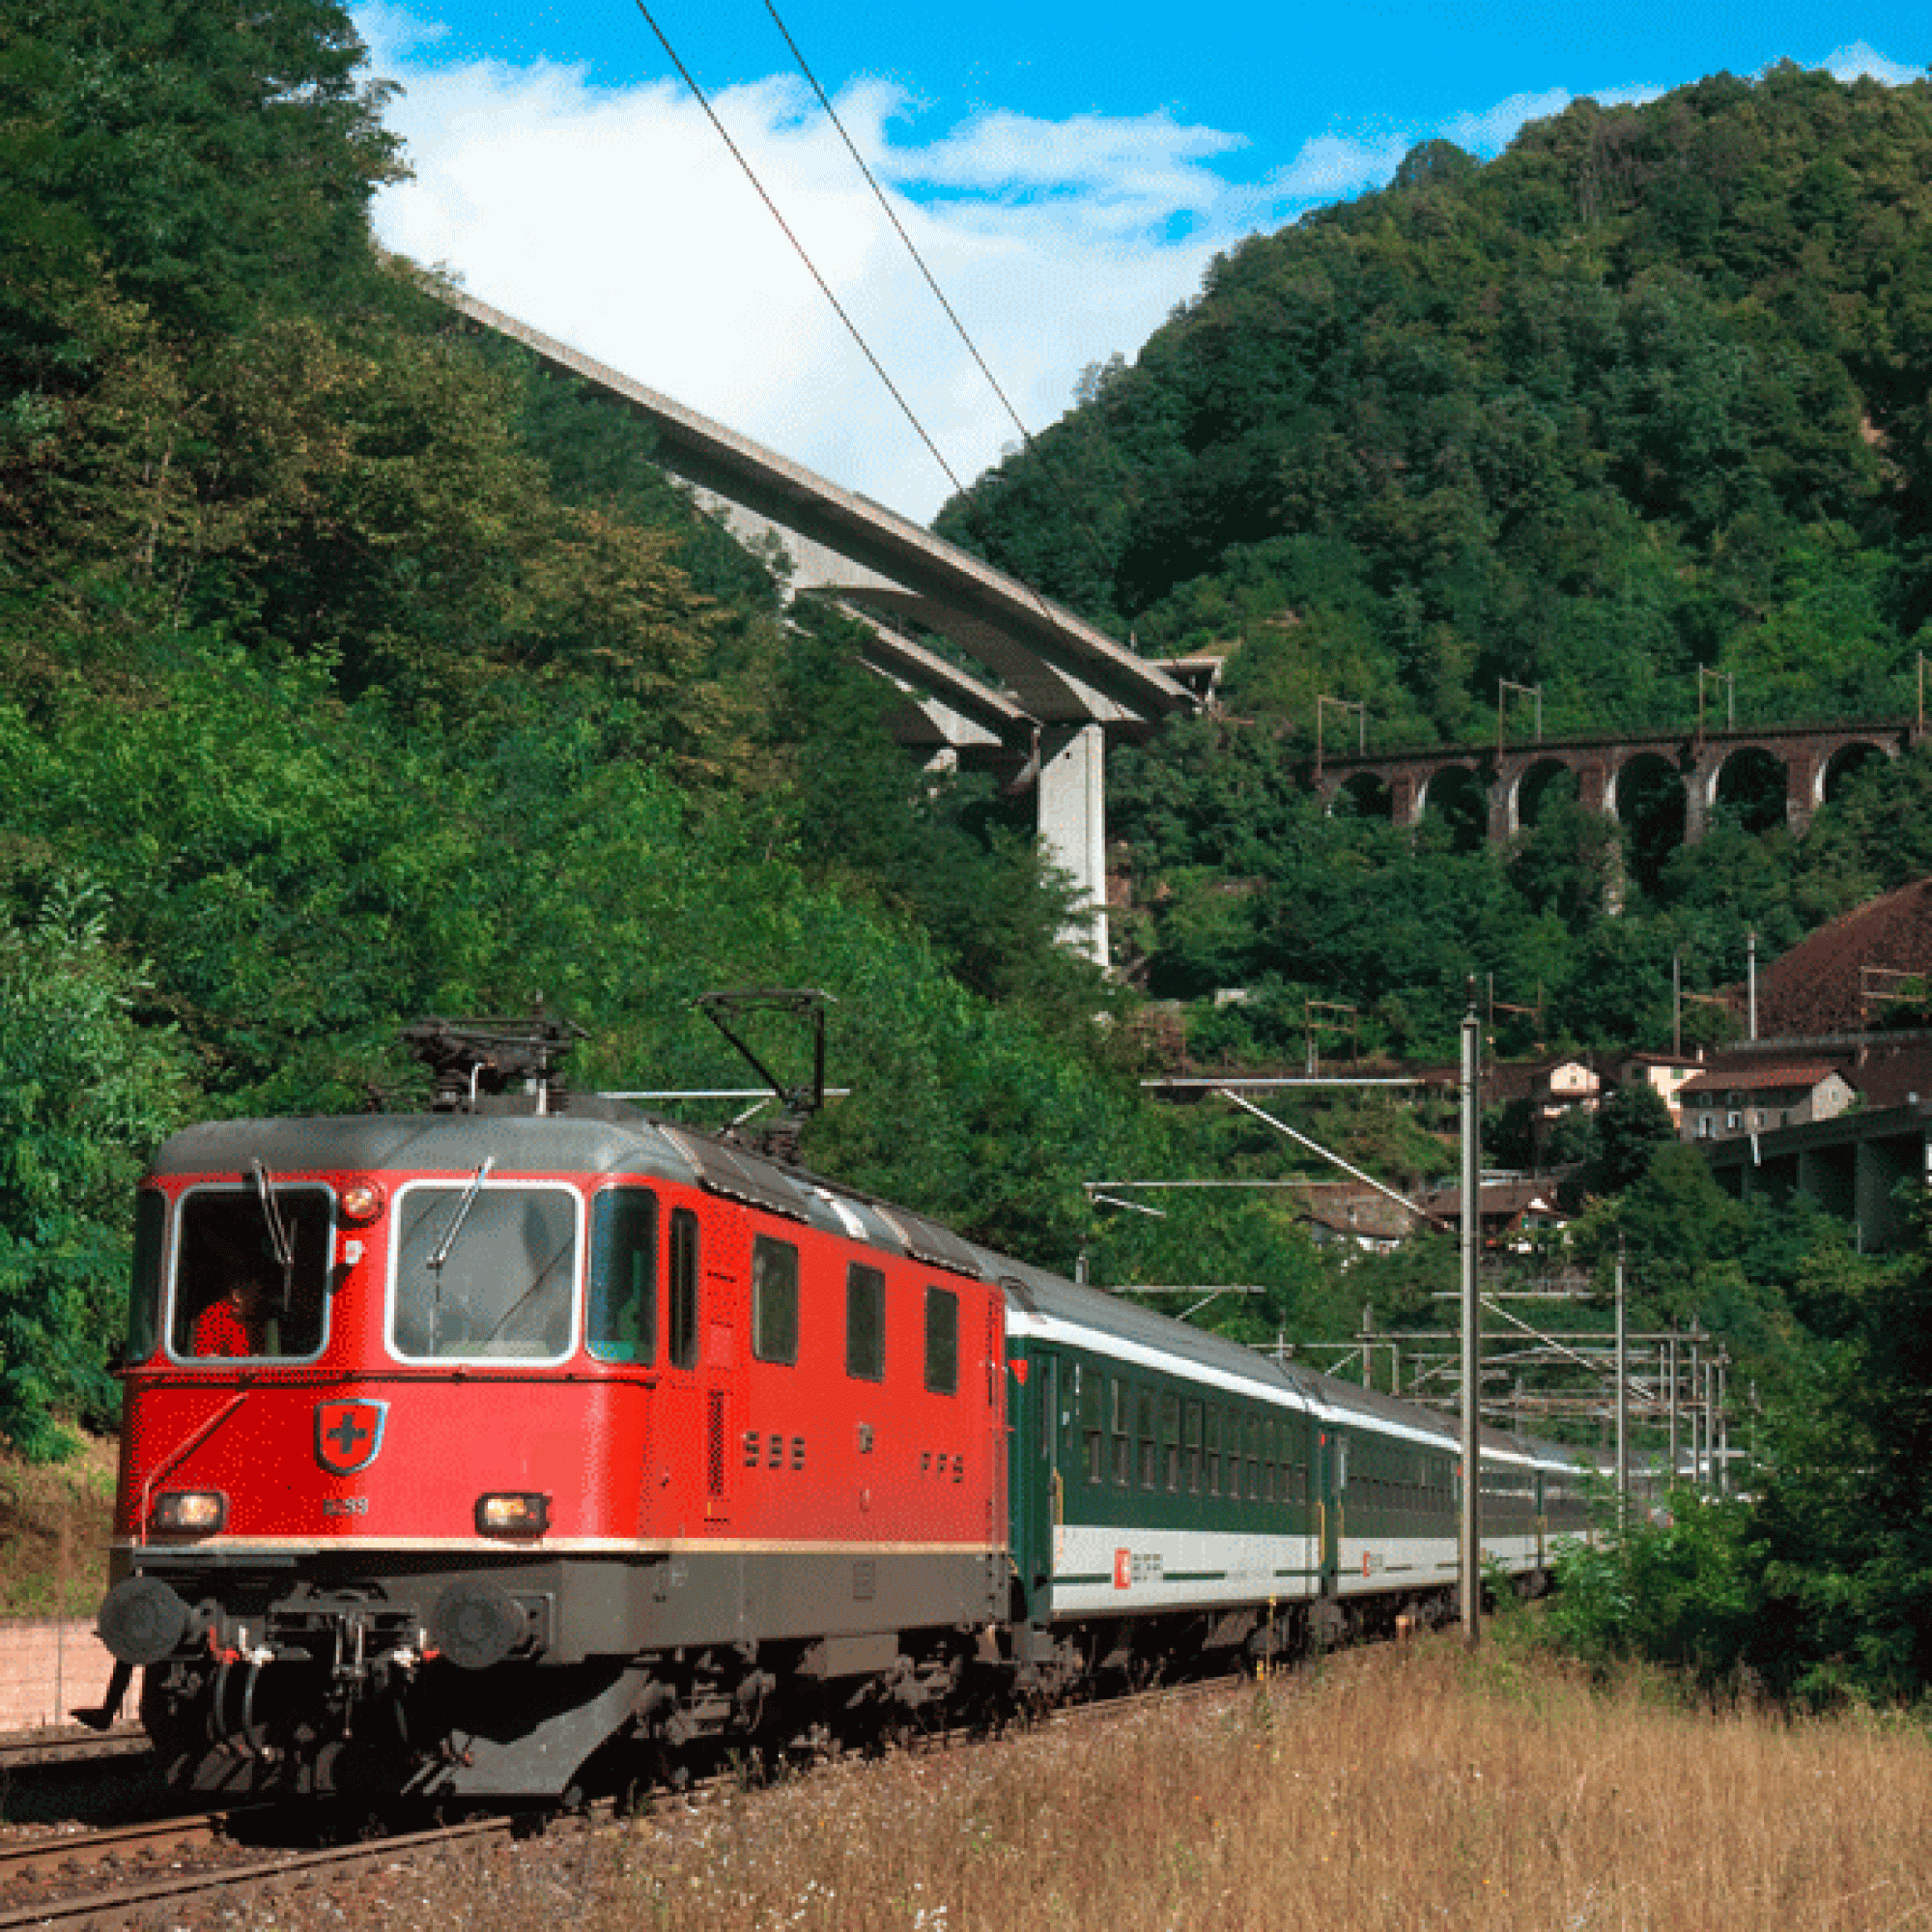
[938,67,1932,1056]
[1544,1213,1932,1708]
[0,0,1435,1456]
[941,67,1932,740]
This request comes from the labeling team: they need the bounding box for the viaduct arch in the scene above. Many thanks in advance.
[1317,722,1919,851]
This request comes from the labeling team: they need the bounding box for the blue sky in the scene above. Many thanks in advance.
[355,1,1927,519]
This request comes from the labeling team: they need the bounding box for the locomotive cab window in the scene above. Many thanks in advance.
[923,1286,957,1394]
[170,1181,333,1362]
[846,1264,885,1380]
[390,1181,577,1361]
[128,1189,165,1366]
[589,1187,658,1364]
[753,1236,800,1365]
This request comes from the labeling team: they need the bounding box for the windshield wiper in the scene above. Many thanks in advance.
[430,1158,496,1274]
[429,1158,494,1354]
[250,1158,296,1317]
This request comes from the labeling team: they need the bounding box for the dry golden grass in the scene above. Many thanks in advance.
[240,1640,1932,1932]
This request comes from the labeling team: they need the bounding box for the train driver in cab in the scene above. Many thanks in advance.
[192,1268,270,1358]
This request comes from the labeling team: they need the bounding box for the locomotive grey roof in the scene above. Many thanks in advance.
[151,1115,688,1184]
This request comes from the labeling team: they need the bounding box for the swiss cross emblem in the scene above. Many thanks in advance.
[1113,1548,1133,1590]
[315,1400,388,1476]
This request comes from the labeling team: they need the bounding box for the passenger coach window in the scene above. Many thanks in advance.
[753,1236,799,1364]
[1184,1402,1202,1492]
[589,1187,657,1364]
[128,1189,165,1365]
[173,1182,333,1361]
[845,1264,885,1380]
[923,1286,957,1393]
[1082,1370,1103,1483]
[1111,1379,1130,1485]
[668,1208,700,1369]
[1161,1392,1180,1491]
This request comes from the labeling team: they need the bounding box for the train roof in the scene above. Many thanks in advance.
[148,1109,986,1280]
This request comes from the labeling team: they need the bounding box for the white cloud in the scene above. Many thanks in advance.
[358,14,1255,519]
[1820,41,1922,87]
[1267,132,1413,199]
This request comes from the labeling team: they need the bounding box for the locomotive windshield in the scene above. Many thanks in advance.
[390,1182,578,1360]
[169,1183,333,1361]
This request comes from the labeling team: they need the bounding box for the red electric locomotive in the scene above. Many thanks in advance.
[96,1010,1009,1798]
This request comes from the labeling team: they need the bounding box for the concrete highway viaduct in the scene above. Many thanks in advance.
[1312,720,1923,849]
[442,289,1198,968]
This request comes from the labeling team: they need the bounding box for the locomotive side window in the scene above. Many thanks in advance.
[589,1187,657,1364]
[923,1286,957,1394]
[753,1236,800,1365]
[391,1183,577,1360]
[171,1183,333,1362]
[128,1189,165,1365]
[845,1264,885,1380]
[668,1208,700,1369]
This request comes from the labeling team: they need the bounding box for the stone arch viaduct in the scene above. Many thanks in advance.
[1314,721,1924,847]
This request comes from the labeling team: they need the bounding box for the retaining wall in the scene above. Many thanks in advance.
[0,1619,113,1733]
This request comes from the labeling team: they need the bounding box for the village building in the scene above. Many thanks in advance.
[1677,1063,1858,1142]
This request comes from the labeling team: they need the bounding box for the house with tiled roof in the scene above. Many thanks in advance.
[1677,1063,1856,1143]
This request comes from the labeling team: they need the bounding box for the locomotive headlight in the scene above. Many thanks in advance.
[338,1183,384,1226]
[153,1490,226,1534]
[475,1492,551,1537]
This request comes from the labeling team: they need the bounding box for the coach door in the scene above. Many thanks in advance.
[1020,1350,1062,1611]
[1319,1430,1346,1598]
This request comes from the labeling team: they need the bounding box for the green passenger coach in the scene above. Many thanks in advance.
[991,1255,1589,1689]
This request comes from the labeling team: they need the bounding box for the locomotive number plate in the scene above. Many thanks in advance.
[323,1496,369,1518]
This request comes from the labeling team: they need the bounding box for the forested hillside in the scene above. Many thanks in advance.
[942,65,1932,740]
[934,68,1932,1062]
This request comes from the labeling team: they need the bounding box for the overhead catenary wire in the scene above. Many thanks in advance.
[754,0,1118,577]
[627,0,972,504]
[625,0,1144,698]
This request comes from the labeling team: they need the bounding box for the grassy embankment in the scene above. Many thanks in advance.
[0,1439,115,1620]
[230,1639,1932,1931]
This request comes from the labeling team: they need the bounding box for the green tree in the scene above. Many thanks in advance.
[0,880,184,1456]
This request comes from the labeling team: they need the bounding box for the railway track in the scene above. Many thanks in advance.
[0,1730,149,1776]
[0,1809,510,1929]
[0,1670,1253,1928]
